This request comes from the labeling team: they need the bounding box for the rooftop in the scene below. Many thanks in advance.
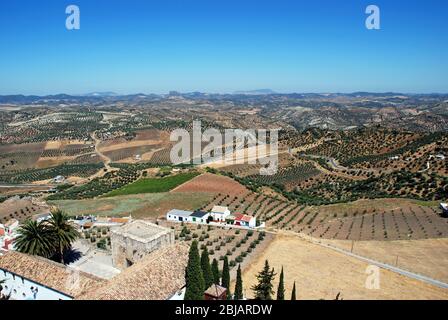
[204,284,227,298]
[111,220,172,242]
[167,209,193,218]
[190,211,209,218]
[0,251,105,297]
[77,243,189,300]
[229,213,253,222]
[211,206,229,214]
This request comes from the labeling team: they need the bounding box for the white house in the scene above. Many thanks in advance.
[53,175,65,183]
[166,209,193,223]
[189,211,210,224]
[228,213,257,228]
[210,206,231,222]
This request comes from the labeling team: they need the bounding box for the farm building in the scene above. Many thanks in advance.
[166,209,194,223]
[211,206,231,222]
[190,210,210,224]
[227,213,257,228]
[110,220,175,270]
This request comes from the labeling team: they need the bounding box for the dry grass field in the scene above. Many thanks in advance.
[320,237,448,283]
[241,233,448,300]
[50,192,214,219]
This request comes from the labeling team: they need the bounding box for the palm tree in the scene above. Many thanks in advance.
[45,209,79,264]
[14,219,56,258]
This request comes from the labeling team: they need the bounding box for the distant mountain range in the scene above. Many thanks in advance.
[0,92,448,105]
[233,89,277,95]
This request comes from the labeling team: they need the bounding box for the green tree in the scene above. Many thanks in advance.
[251,260,276,300]
[277,266,285,300]
[211,258,220,284]
[221,256,231,299]
[234,264,244,300]
[14,220,55,258]
[291,281,297,300]
[184,240,205,300]
[46,209,79,264]
[200,247,213,289]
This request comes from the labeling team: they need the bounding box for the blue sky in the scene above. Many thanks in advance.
[0,0,447,95]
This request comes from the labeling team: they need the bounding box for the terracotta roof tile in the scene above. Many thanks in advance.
[0,251,105,297]
[77,243,189,300]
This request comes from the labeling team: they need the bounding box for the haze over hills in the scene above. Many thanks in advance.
[1,92,446,132]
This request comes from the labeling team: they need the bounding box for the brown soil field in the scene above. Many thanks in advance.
[98,129,170,152]
[242,233,448,300]
[0,197,49,224]
[289,199,448,241]
[171,173,249,195]
[320,238,448,283]
[103,144,163,162]
[99,140,163,153]
[44,139,88,150]
[0,185,52,196]
[35,156,75,168]
[0,142,46,154]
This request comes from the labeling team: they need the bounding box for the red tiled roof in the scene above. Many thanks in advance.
[241,215,254,223]
[231,213,253,222]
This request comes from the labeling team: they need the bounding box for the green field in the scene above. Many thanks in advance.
[49,191,213,219]
[104,172,200,197]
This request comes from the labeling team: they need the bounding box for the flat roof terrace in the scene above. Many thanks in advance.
[111,220,173,243]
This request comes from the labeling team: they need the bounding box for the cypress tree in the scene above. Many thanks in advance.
[276,266,285,300]
[212,258,220,284]
[184,240,205,300]
[251,260,276,300]
[291,281,296,300]
[221,256,231,299]
[234,264,244,300]
[200,247,213,289]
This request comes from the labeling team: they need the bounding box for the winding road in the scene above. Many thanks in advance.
[91,132,113,172]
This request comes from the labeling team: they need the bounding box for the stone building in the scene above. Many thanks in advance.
[110,220,174,270]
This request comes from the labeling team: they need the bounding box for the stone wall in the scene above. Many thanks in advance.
[111,225,175,270]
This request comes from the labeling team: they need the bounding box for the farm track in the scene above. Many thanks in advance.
[91,132,115,172]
